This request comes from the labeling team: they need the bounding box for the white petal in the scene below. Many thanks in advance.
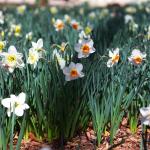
[8,67,15,73]
[90,47,96,53]
[15,107,24,116]
[114,48,119,55]
[107,59,113,67]
[76,63,83,72]
[8,46,17,54]
[37,39,43,49]
[7,109,11,117]
[63,67,70,75]
[140,107,150,117]
[79,72,85,78]
[109,51,113,57]
[65,75,71,81]
[18,92,26,104]
[74,44,81,52]
[1,98,11,108]
[23,103,29,109]
[32,42,37,49]
[141,118,150,126]
[69,62,76,69]
[78,53,84,58]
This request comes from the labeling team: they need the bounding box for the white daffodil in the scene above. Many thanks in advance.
[0,41,6,52]
[27,49,40,68]
[31,38,44,52]
[26,32,33,41]
[54,19,65,31]
[71,20,81,30]
[63,62,84,81]
[53,49,66,69]
[0,11,4,24]
[1,92,29,117]
[140,106,150,126]
[124,15,134,24]
[75,39,95,58]
[107,48,120,68]
[79,31,91,43]
[17,5,26,15]
[0,46,24,73]
[89,12,96,20]
[128,49,146,65]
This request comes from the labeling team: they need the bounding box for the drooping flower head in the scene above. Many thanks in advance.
[140,106,150,126]
[54,19,65,31]
[107,48,120,67]
[1,92,29,117]
[63,62,84,81]
[75,39,95,58]
[0,46,24,73]
[128,49,146,65]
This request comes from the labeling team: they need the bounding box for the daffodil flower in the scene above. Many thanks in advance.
[0,41,6,52]
[27,49,40,68]
[128,49,146,65]
[26,32,33,41]
[71,20,81,30]
[11,24,22,37]
[75,39,96,58]
[63,62,84,81]
[17,5,26,15]
[1,92,29,117]
[140,106,150,126]
[53,49,66,69]
[0,46,24,73]
[50,6,58,14]
[79,31,91,43]
[0,11,4,24]
[107,48,120,67]
[64,14,71,23]
[54,19,65,31]
[31,38,44,52]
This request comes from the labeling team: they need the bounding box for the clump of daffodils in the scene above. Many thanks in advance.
[107,48,120,67]
[63,62,84,81]
[10,24,22,37]
[17,5,26,15]
[75,39,96,58]
[128,49,146,65]
[140,106,150,126]
[1,92,29,117]
[54,19,65,31]
[0,40,6,52]
[27,38,45,68]
[0,45,24,73]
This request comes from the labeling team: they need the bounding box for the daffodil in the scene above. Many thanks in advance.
[71,20,81,30]
[79,31,91,43]
[17,5,26,15]
[64,14,71,23]
[27,49,40,68]
[140,106,150,126]
[26,32,33,41]
[0,11,4,24]
[31,38,44,52]
[124,15,134,24]
[63,62,84,81]
[11,24,22,37]
[89,12,96,20]
[1,92,29,117]
[128,49,146,65]
[53,49,66,69]
[50,6,58,14]
[54,19,65,31]
[0,41,6,52]
[75,39,96,58]
[0,45,24,73]
[107,48,120,67]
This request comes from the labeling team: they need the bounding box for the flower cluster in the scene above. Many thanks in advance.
[107,48,146,67]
